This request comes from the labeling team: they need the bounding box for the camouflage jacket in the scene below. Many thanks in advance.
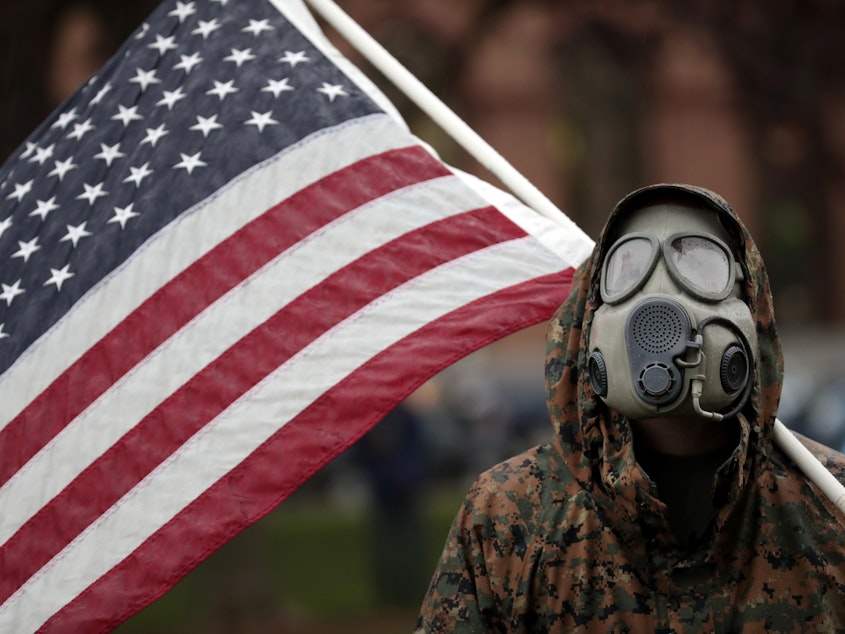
[417,185,845,633]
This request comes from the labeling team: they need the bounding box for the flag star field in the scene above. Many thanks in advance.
[0,0,378,372]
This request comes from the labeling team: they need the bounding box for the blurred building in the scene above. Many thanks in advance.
[4,1,845,324]
[326,0,845,327]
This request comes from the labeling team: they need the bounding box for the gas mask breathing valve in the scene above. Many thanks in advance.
[626,298,695,406]
[637,362,677,399]
[587,297,696,405]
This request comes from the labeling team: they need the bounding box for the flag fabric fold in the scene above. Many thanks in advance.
[0,0,593,631]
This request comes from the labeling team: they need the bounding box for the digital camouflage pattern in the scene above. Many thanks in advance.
[416,184,845,633]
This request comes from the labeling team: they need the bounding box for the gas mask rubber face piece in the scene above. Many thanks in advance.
[587,202,757,421]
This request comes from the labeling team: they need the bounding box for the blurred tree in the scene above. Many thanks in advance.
[0,0,159,160]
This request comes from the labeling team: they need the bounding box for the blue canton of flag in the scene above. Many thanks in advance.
[0,0,379,372]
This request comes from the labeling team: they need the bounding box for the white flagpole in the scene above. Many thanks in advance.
[773,419,845,514]
[303,0,845,515]
[302,0,570,227]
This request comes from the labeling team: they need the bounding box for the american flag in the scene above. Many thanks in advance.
[0,0,593,631]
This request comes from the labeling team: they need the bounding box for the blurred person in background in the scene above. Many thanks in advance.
[417,184,845,632]
[354,404,429,608]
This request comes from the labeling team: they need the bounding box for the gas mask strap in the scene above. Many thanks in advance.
[692,315,755,421]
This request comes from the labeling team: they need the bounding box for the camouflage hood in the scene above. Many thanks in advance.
[545,184,783,495]
[418,184,845,632]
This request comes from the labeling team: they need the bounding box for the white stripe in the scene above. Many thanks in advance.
[0,114,414,431]
[0,174,489,544]
[452,168,595,266]
[0,235,564,632]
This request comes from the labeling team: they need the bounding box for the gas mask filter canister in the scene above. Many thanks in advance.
[587,201,757,421]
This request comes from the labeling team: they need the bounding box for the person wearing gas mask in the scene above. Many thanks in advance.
[416,184,845,632]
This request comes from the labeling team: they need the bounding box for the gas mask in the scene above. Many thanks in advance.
[587,201,757,421]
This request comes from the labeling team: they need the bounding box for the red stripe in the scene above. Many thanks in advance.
[0,206,524,605]
[39,267,574,634]
[0,145,449,488]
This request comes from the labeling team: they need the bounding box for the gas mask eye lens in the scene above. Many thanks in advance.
[665,234,733,301]
[601,233,658,303]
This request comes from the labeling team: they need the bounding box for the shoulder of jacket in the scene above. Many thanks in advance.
[763,431,845,527]
[470,442,578,494]
[462,442,590,536]
[792,432,845,483]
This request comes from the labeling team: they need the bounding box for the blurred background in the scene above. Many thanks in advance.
[3,0,845,631]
